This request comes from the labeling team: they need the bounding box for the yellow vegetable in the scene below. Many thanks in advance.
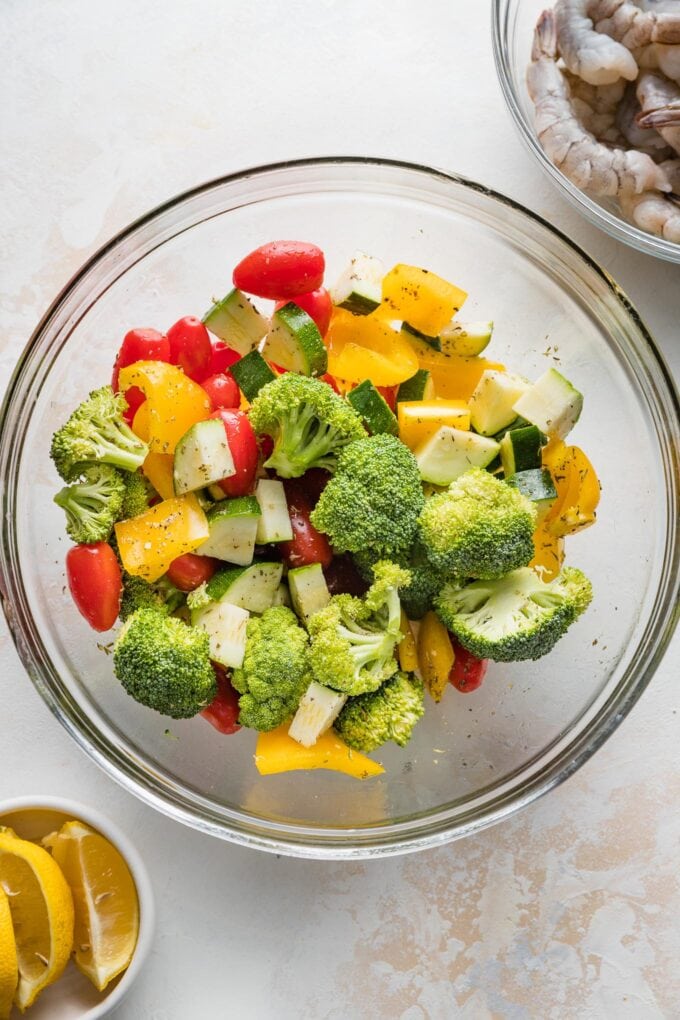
[142,451,175,501]
[397,399,470,450]
[417,611,454,703]
[530,522,565,581]
[379,264,467,335]
[118,361,211,455]
[398,610,419,672]
[404,332,506,401]
[543,442,600,538]
[114,493,209,582]
[131,400,150,442]
[0,886,18,1020]
[326,309,419,385]
[255,725,384,780]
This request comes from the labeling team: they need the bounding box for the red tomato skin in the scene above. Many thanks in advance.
[66,543,122,632]
[298,468,331,507]
[211,409,259,497]
[167,553,218,592]
[121,386,146,425]
[280,481,333,569]
[233,241,325,300]
[207,337,241,374]
[112,328,170,392]
[167,316,212,382]
[449,640,489,693]
[201,373,240,411]
[376,386,398,412]
[323,554,369,597]
[274,287,332,336]
[201,664,242,734]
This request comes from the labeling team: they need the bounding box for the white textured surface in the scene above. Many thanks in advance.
[1,1,679,1017]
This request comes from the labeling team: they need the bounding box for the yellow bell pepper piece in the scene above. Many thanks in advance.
[114,493,209,582]
[142,452,175,501]
[118,361,211,455]
[255,725,384,780]
[397,399,470,450]
[326,309,418,386]
[398,610,419,672]
[379,264,467,336]
[417,611,454,703]
[131,401,150,442]
[543,442,600,538]
[404,332,505,401]
[530,521,565,581]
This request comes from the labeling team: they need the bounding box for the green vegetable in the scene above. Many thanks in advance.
[418,467,537,580]
[310,434,424,557]
[53,464,125,543]
[231,606,311,731]
[308,561,409,695]
[113,608,216,718]
[118,573,185,622]
[50,385,149,481]
[347,380,399,435]
[353,542,444,621]
[335,671,424,752]
[248,373,366,478]
[119,469,156,520]
[434,566,593,662]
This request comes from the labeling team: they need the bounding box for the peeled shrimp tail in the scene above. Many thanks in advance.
[555,0,638,85]
[528,10,671,196]
[619,190,680,242]
[636,72,680,155]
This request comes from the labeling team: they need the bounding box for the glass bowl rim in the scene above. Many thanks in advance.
[490,0,680,263]
[1,155,678,859]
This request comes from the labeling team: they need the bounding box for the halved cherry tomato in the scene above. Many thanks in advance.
[449,640,488,693]
[233,241,325,299]
[280,481,332,569]
[66,543,122,632]
[112,328,170,424]
[323,554,368,597]
[167,552,218,592]
[320,373,341,394]
[275,287,332,336]
[208,336,241,374]
[201,664,242,734]
[377,385,398,412]
[298,468,331,507]
[211,409,259,497]
[167,316,212,382]
[201,372,240,410]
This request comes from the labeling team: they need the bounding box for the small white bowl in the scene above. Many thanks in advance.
[0,796,154,1019]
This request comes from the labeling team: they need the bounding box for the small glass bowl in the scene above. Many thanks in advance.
[1,158,678,858]
[492,0,680,262]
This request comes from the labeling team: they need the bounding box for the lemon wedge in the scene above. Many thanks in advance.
[45,821,139,992]
[0,827,74,1013]
[0,885,18,1020]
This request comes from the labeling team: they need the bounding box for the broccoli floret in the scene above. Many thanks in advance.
[308,561,410,695]
[434,566,593,662]
[53,464,126,543]
[119,573,185,622]
[335,671,425,752]
[231,606,311,731]
[113,608,216,717]
[310,434,424,556]
[418,468,537,580]
[248,373,366,478]
[353,541,444,621]
[119,469,156,520]
[50,385,149,481]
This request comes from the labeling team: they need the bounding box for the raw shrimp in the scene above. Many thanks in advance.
[566,72,626,140]
[636,71,680,152]
[528,10,671,193]
[592,1,680,51]
[616,81,675,155]
[555,0,638,83]
[660,157,680,189]
[619,188,680,239]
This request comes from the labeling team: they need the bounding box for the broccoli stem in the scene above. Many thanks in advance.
[266,405,350,476]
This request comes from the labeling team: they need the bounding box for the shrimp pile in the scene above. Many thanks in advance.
[527,2,680,243]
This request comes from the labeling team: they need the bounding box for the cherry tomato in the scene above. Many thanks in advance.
[66,543,122,632]
[233,241,325,300]
[320,373,341,394]
[449,640,489,693]
[201,664,242,735]
[212,409,259,497]
[201,372,240,411]
[298,468,331,507]
[112,328,170,423]
[280,481,332,569]
[167,316,212,382]
[167,553,218,592]
[323,554,368,597]
[275,287,332,336]
[376,386,398,412]
[258,434,274,462]
[208,336,241,374]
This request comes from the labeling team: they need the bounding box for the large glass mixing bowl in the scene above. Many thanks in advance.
[1,158,678,858]
[493,0,680,262]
